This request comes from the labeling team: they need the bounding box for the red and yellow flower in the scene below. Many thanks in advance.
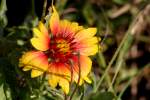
[19,6,100,94]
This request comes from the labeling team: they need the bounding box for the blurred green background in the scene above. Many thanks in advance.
[0,0,150,100]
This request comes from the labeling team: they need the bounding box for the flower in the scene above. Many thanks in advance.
[19,5,99,94]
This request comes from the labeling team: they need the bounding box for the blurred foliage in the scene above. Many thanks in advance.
[0,0,150,100]
[0,0,7,28]
[88,92,114,100]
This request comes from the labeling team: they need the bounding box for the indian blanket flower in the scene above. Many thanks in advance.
[19,6,100,94]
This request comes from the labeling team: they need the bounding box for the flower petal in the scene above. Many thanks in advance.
[31,69,44,78]
[30,37,50,51]
[48,75,70,94]
[72,55,92,85]
[74,28,97,41]
[72,37,99,56]
[22,66,32,71]
[38,21,49,36]
[33,28,43,38]
[79,37,100,46]
[59,78,70,94]
[31,26,50,51]
[19,51,48,77]
[48,62,71,80]
[79,44,98,56]
[84,76,92,84]
[48,75,59,88]
[49,6,60,35]
[59,20,71,36]
[70,22,83,35]
[48,62,71,94]
[59,20,83,38]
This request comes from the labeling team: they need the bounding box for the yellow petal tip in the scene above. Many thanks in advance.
[31,70,43,78]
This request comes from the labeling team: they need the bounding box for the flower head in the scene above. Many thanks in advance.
[19,5,100,94]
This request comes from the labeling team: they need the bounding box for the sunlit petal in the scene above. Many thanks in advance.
[31,37,50,51]
[38,21,49,36]
[79,44,98,56]
[19,51,48,77]
[59,78,70,94]
[31,25,50,51]
[48,62,71,94]
[31,69,44,78]
[48,75,59,88]
[59,20,83,38]
[49,6,60,35]
[72,55,92,85]
[74,28,97,41]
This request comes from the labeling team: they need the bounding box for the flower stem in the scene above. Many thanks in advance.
[69,52,81,100]
[93,33,129,93]
[93,7,143,93]
[108,33,133,91]
[108,9,145,92]
[31,0,35,18]
[93,14,139,93]
[41,0,47,21]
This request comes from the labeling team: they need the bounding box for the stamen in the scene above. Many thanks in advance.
[49,37,73,63]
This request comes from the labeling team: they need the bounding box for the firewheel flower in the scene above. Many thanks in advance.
[19,6,100,94]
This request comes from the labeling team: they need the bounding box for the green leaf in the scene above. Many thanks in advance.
[3,84,12,100]
[0,61,6,100]
[0,84,6,100]
[88,92,114,100]
[0,0,7,28]
[0,59,12,100]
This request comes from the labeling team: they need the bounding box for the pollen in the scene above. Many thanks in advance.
[56,39,70,53]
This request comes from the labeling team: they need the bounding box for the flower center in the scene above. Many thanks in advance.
[48,37,74,63]
[56,39,70,54]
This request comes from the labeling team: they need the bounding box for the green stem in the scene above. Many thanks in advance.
[93,32,129,93]
[69,52,81,100]
[117,77,132,100]
[94,9,141,93]
[97,52,106,68]
[41,0,47,21]
[97,45,114,93]
[108,34,134,91]
[93,22,137,93]
[96,6,115,93]
[31,0,35,18]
